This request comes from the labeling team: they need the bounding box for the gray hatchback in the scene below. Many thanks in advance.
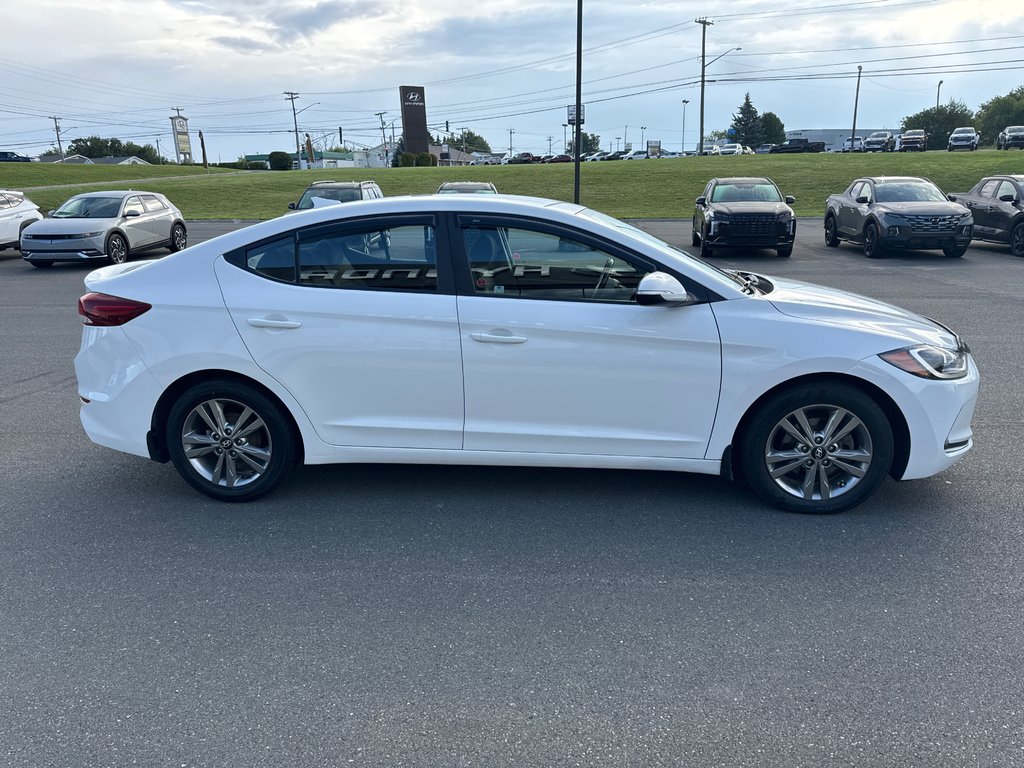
[20,191,187,269]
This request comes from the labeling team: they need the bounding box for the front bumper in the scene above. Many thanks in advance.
[706,218,796,249]
[880,222,973,251]
[21,234,109,262]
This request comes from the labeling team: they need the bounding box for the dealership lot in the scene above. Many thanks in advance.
[1,220,1022,766]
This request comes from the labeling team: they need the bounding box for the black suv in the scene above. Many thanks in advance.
[0,151,32,162]
[863,131,896,152]
[997,126,1024,150]
[691,177,797,258]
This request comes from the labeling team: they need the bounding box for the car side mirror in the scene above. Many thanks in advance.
[947,194,958,202]
[695,196,707,206]
[785,195,795,204]
[287,202,297,210]
[999,194,1017,203]
[124,210,141,218]
[636,272,698,306]
[855,195,870,204]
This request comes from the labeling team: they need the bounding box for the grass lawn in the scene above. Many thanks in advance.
[4,150,1023,220]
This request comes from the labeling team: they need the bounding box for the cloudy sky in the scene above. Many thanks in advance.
[3,0,1022,161]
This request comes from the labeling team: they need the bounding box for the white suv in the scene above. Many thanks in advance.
[0,190,43,251]
[287,180,383,212]
[948,127,980,151]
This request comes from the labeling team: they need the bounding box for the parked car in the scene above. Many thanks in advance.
[288,180,383,212]
[718,144,745,155]
[691,176,796,258]
[507,152,538,164]
[948,175,1024,257]
[73,195,978,514]
[622,149,649,160]
[470,155,500,165]
[754,144,776,154]
[841,137,865,153]
[437,181,498,194]
[584,151,608,162]
[0,151,32,162]
[742,146,755,155]
[548,154,572,163]
[769,138,825,153]
[948,127,980,151]
[823,176,972,258]
[0,190,43,250]
[899,129,928,151]
[20,191,187,269]
[699,144,721,156]
[537,154,555,164]
[863,131,896,152]
[996,126,1024,150]
[600,150,627,160]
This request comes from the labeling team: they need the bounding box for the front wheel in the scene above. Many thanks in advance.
[739,383,894,514]
[862,223,884,258]
[943,245,967,258]
[106,233,129,265]
[776,246,792,258]
[166,380,295,501]
[1010,222,1024,258]
[824,215,840,247]
[699,226,714,258]
[169,222,188,252]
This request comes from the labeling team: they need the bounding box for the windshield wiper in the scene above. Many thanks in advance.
[729,270,763,294]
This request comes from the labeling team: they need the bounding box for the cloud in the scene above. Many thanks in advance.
[211,36,279,53]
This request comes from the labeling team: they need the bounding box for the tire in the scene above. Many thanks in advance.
[862,222,884,258]
[824,214,840,247]
[106,233,129,265]
[1010,222,1024,258]
[777,246,792,257]
[739,382,894,514]
[169,223,187,252]
[943,246,967,258]
[166,380,295,502]
[699,227,714,258]
[30,261,53,269]
[691,220,700,247]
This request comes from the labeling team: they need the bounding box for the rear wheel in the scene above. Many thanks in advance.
[106,233,129,265]
[169,223,187,252]
[824,214,840,247]
[862,223,884,258]
[166,380,295,502]
[739,382,894,514]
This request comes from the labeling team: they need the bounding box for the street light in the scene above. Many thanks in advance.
[562,123,568,151]
[681,99,689,152]
[640,125,647,151]
[936,80,944,110]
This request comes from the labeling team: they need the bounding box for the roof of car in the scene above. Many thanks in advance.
[862,176,932,184]
[69,190,161,198]
[306,180,377,188]
[437,181,498,192]
[711,177,775,185]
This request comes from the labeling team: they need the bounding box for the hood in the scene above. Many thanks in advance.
[874,200,967,217]
[711,202,792,216]
[23,217,119,235]
[764,276,960,349]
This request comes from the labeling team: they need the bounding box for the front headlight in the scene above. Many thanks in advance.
[72,231,105,239]
[879,344,970,380]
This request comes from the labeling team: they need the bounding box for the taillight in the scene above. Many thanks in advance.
[78,292,152,326]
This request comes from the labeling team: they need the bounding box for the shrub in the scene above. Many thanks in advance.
[268,151,293,171]
[399,153,416,167]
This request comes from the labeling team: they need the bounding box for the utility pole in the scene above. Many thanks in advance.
[547,136,554,153]
[508,128,515,156]
[50,117,64,161]
[375,112,387,164]
[696,17,712,156]
[460,126,468,155]
[851,65,863,152]
[284,92,302,168]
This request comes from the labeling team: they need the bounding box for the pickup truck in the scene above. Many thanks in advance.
[769,138,825,154]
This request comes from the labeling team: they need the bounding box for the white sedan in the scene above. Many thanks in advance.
[74,195,979,513]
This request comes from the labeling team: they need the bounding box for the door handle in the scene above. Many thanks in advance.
[248,318,302,329]
[471,331,527,344]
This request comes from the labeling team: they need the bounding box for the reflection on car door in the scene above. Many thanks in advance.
[215,217,465,449]
[838,181,870,238]
[140,195,171,245]
[455,219,722,458]
[120,196,153,250]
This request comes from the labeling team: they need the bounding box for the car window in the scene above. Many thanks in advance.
[123,196,145,216]
[996,181,1018,201]
[462,225,649,303]
[0,195,11,210]
[297,188,361,209]
[851,182,871,202]
[297,224,437,292]
[246,236,296,282]
[979,180,1000,198]
[142,195,167,212]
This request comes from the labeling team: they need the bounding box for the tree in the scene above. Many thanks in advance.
[452,129,491,154]
[567,132,601,156]
[705,129,729,141]
[900,100,974,150]
[66,135,163,164]
[729,93,764,147]
[976,86,1024,147]
[761,112,786,145]
[268,151,293,171]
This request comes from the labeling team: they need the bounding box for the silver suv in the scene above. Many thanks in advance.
[287,180,383,211]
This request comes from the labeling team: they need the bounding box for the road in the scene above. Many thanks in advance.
[1,219,1021,767]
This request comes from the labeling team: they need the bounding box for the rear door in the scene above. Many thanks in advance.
[119,195,152,250]
[216,214,465,449]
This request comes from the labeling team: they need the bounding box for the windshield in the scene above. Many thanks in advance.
[52,196,122,218]
[874,181,947,203]
[710,182,783,203]
[868,132,888,139]
[904,130,924,137]
[297,188,360,209]
[1007,127,1024,134]
[952,128,975,135]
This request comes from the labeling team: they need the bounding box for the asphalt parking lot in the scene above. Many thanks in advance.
[1,219,1022,767]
